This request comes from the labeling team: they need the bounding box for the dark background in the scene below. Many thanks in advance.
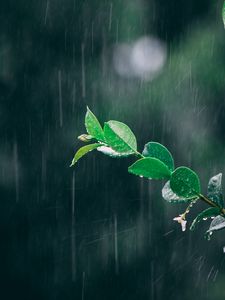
[1,0,225,299]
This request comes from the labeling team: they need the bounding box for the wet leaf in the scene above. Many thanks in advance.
[85,107,105,141]
[70,143,101,166]
[97,146,133,157]
[205,215,225,240]
[162,181,197,203]
[170,167,201,198]
[142,142,174,172]
[190,207,221,231]
[104,120,137,154]
[128,157,171,179]
[207,173,224,208]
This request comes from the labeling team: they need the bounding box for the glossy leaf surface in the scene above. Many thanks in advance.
[128,157,171,179]
[70,143,101,166]
[162,181,197,203]
[142,142,174,172]
[170,167,201,198]
[97,146,133,157]
[85,107,105,141]
[104,120,137,155]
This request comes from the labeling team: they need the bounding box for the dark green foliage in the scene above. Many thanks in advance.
[128,157,171,179]
[162,181,197,203]
[170,167,201,198]
[190,207,221,231]
[142,142,174,172]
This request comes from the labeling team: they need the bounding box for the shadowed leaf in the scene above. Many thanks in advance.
[205,215,225,240]
[207,173,224,208]
[190,207,221,231]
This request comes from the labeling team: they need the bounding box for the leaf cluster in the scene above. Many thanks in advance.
[71,108,225,241]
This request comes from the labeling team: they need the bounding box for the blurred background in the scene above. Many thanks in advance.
[1,0,225,299]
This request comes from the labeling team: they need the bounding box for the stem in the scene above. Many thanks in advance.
[182,200,197,219]
[135,151,145,158]
[198,193,225,215]
[179,177,225,215]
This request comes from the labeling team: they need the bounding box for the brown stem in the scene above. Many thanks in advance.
[198,194,225,215]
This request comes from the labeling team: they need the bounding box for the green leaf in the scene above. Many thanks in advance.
[142,142,174,172]
[85,107,105,141]
[207,173,224,208]
[190,207,221,231]
[128,157,171,179]
[223,1,225,28]
[162,181,197,203]
[205,215,225,240]
[104,120,137,155]
[97,146,133,158]
[70,143,101,166]
[170,167,201,198]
